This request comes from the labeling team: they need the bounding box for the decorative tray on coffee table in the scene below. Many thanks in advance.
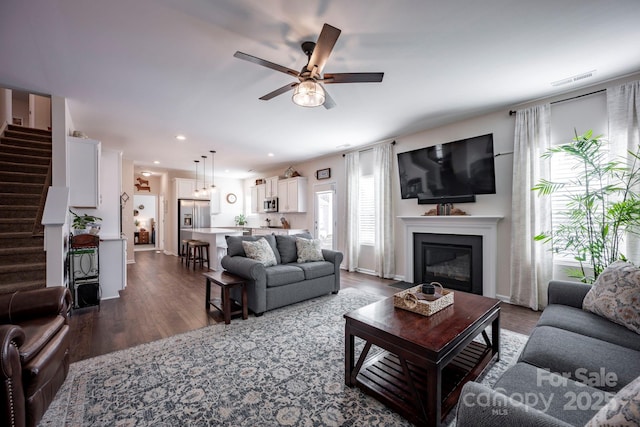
[393,285,454,316]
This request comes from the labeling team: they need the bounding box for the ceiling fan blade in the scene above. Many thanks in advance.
[322,85,336,110]
[307,24,341,75]
[234,51,300,78]
[259,82,298,100]
[323,72,384,84]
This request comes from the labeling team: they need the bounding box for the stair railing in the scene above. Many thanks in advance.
[33,160,52,236]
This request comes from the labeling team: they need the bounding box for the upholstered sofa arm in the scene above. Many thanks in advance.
[221,256,266,281]
[547,280,590,308]
[456,382,573,427]
[322,249,343,292]
[322,249,343,266]
[0,324,27,427]
[0,287,71,324]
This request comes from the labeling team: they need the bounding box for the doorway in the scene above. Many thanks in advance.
[133,194,158,251]
[314,183,336,250]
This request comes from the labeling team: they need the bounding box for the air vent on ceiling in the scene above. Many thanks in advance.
[551,70,596,87]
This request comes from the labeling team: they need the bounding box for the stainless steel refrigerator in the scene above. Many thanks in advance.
[178,199,211,252]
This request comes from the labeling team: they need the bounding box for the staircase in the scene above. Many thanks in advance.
[0,124,52,294]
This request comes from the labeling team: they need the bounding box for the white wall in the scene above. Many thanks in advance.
[209,176,245,227]
[260,73,640,299]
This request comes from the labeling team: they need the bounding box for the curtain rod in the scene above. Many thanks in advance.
[342,140,396,157]
[509,88,606,116]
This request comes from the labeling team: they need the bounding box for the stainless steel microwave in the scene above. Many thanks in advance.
[264,197,278,212]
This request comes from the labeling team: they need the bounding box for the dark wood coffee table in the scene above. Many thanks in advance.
[344,291,500,427]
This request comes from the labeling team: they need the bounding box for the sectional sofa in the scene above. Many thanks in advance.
[456,263,640,426]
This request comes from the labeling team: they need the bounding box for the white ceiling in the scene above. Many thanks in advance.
[2,0,640,178]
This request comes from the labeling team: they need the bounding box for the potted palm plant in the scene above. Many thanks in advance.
[533,130,640,283]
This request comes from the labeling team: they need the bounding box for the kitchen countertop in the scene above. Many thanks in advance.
[190,227,242,234]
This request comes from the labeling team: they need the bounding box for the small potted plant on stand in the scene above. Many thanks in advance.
[69,210,103,235]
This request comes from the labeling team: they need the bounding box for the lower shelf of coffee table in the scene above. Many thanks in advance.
[355,340,494,424]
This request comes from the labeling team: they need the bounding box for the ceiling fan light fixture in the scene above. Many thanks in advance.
[292,79,325,107]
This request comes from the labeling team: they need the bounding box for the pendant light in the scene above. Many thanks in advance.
[210,150,217,193]
[193,160,200,197]
[200,155,208,196]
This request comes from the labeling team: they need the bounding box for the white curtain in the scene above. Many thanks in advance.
[510,104,553,310]
[607,80,640,262]
[373,143,395,278]
[345,151,360,272]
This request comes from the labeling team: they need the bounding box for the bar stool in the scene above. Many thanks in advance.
[187,240,210,270]
[180,239,196,264]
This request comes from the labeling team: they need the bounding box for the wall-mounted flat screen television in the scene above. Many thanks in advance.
[397,133,496,204]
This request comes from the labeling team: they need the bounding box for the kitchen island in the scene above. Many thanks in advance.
[184,228,244,271]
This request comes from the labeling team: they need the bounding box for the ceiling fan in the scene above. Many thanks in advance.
[233,23,384,109]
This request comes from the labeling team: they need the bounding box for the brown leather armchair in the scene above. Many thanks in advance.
[0,287,72,427]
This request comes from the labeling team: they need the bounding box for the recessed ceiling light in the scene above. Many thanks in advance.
[268,153,274,157]
[153,160,160,164]
[141,171,152,177]
[175,134,186,141]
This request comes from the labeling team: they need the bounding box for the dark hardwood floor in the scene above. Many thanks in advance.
[68,250,541,363]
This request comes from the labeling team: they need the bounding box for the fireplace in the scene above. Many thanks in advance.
[399,216,502,298]
[413,233,482,295]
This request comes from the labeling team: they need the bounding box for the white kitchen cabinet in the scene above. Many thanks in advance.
[277,177,307,213]
[174,178,209,200]
[99,237,127,299]
[265,176,278,197]
[68,136,101,207]
[257,184,266,213]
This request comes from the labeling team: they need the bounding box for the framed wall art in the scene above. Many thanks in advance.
[316,168,331,180]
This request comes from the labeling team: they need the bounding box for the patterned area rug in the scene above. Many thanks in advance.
[41,289,528,426]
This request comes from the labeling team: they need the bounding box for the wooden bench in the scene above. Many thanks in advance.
[203,271,248,324]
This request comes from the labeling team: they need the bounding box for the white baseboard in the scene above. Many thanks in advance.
[496,294,511,303]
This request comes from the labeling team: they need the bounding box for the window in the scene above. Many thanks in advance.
[358,174,375,245]
[549,93,607,262]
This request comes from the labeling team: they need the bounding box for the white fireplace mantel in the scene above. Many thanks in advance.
[398,215,503,298]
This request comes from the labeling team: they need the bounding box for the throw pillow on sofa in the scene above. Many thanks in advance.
[585,375,640,426]
[583,260,640,334]
[276,233,312,264]
[226,234,281,264]
[296,237,324,263]
[242,238,277,267]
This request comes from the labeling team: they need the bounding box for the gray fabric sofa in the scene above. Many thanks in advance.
[456,280,640,426]
[220,233,343,315]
